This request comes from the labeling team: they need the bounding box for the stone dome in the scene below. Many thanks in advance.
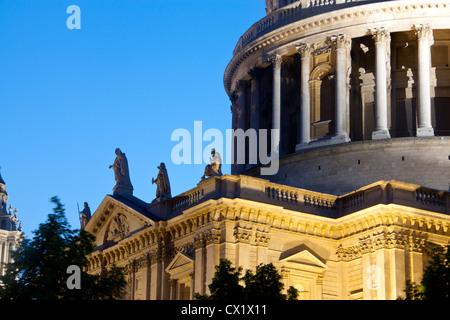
[224,0,450,195]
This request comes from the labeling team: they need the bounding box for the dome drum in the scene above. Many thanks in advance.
[225,0,450,194]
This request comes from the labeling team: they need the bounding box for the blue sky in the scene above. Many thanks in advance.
[0,0,265,237]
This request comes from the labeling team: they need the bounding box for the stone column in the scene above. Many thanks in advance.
[270,55,283,155]
[296,44,312,151]
[236,80,248,173]
[249,67,261,132]
[332,35,351,142]
[236,80,248,131]
[415,24,435,137]
[169,279,178,300]
[248,68,261,169]
[372,28,391,140]
[229,91,238,175]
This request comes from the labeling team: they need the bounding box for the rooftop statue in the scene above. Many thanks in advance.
[152,162,172,200]
[265,0,278,14]
[79,202,91,230]
[109,148,133,195]
[201,149,223,181]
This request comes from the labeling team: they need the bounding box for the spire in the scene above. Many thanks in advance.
[0,168,21,232]
[0,167,8,214]
[0,166,5,185]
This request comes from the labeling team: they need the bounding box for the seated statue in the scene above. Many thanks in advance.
[201,149,223,181]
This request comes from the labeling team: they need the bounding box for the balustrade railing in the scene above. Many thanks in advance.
[232,0,387,56]
[170,189,204,212]
[416,188,446,207]
[165,176,448,218]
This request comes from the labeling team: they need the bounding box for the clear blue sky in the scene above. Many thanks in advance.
[0,0,265,237]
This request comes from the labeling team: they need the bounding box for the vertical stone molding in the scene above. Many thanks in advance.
[372,28,391,140]
[414,24,435,137]
[270,54,283,155]
[296,44,312,150]
[331,35,351,142]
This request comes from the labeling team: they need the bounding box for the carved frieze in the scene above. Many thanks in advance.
[336,231,426,261]
[255,230,271,247]
[234,226,252,244]
[194,228,221,249]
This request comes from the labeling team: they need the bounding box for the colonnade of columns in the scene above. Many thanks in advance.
[230,24,436,171]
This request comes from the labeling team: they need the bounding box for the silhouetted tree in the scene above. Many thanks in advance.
[195,259,298,300]
[0,196,126,300]
[421,244,450,300]
[400,244,450,300]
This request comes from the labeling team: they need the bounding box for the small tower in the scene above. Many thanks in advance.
[0,169,22,278]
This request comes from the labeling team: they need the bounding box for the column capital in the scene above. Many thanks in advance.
[330,34,351,50]
[414,24,434,42]
[248,66,263,79]
[229,91,238,104]
[236,79,249,93]
[296,43,311,58]
[268,54,283,69]
[371,28,390,43]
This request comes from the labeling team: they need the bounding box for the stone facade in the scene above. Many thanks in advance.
[225,0,450,192]
[85,0,450,300]
[85,176,450,300]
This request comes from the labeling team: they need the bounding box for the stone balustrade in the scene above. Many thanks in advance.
[151,175,450,220]
[233,0,387,56]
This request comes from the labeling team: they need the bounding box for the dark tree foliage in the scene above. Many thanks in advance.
[401,244,450,300]
[242,263,286,300]
[0,196,126,300]
[194,259,299,301]
[421,244,450,300]
[403,280,424,300]
[195,259,244,301]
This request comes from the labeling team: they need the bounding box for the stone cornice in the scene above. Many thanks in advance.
[224,0,450,95]
[86,175,450,272]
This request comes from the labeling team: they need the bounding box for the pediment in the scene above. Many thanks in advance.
[84,195,158,248]
[166,252,194,278]
[279,249,327,270]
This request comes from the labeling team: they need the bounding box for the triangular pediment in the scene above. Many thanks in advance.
[84,194,159,249]
[166,252,194,278]
[279,249,327,269]
[166,252,194,272]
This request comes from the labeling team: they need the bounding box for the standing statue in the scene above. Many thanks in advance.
[109,148,133,195]
[201,149,223,181]
[79,202,91,230]
[152,162,172,200]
